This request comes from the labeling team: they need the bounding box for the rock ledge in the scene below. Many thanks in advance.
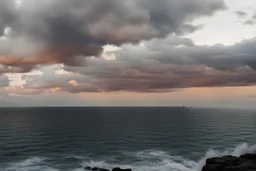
[84,167,132,171]
[202,154,256,171]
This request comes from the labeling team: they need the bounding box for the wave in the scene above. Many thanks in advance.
[2,143,256,171]
[2,157,58,171]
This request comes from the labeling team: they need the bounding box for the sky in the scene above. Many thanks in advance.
[0,0,256,108]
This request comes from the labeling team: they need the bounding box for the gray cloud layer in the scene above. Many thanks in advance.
[244,13,256,25]
[21,35,256,93]
[0,0,225,71]
[0,74,9,86]
[236,10,247,18]
[3,0,256,94]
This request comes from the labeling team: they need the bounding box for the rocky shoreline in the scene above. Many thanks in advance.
[202,153,256,171]
[84,153,256,171]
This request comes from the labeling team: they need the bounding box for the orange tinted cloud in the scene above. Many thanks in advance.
[0,44,103,73]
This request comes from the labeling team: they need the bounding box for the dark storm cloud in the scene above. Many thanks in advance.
[19,35,256,93]
[0,0,16,35]
[0,0,226,72]
[21,0,223,43]
[114,36,256,72]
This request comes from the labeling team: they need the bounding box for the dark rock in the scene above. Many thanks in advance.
[241,154,256,160]
[84,166,110,171]
[206,157,226,165]
[112,168,132,171]
[99,169,110,171]
[202,153,256,171]
[202,164,224,171]
[83,166,130,171]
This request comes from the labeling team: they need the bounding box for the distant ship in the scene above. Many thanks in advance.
[182,106,186,109]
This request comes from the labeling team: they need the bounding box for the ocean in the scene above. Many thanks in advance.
[0,107,256,171]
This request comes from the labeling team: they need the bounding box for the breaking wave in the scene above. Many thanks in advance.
[1,157,58,171]
[2,143,256,171]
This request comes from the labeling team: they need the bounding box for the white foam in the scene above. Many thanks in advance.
[77,143,256,171]
[231,143,256,156]
[2,143,256,171]
[3,157,58,171]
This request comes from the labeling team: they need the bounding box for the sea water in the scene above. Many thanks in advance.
[0,107,256,171]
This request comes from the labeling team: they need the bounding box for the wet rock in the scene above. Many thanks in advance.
[241,154,256,160]
[99,168,110,171]
[202,153,256,171]
[112,168,132,171]
[84,166,131,171]
[83,166,110,171]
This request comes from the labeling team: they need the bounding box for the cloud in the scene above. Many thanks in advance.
[253,14,256,20]
[236,10,247,17]
[11,35,256,94]
[0,74,9,86]
[0,0,226,73]
[0,44,103,70]
[0,0,16,35]
[244,19,255,25]
[6,0,256,94]
[244,14,256,25]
